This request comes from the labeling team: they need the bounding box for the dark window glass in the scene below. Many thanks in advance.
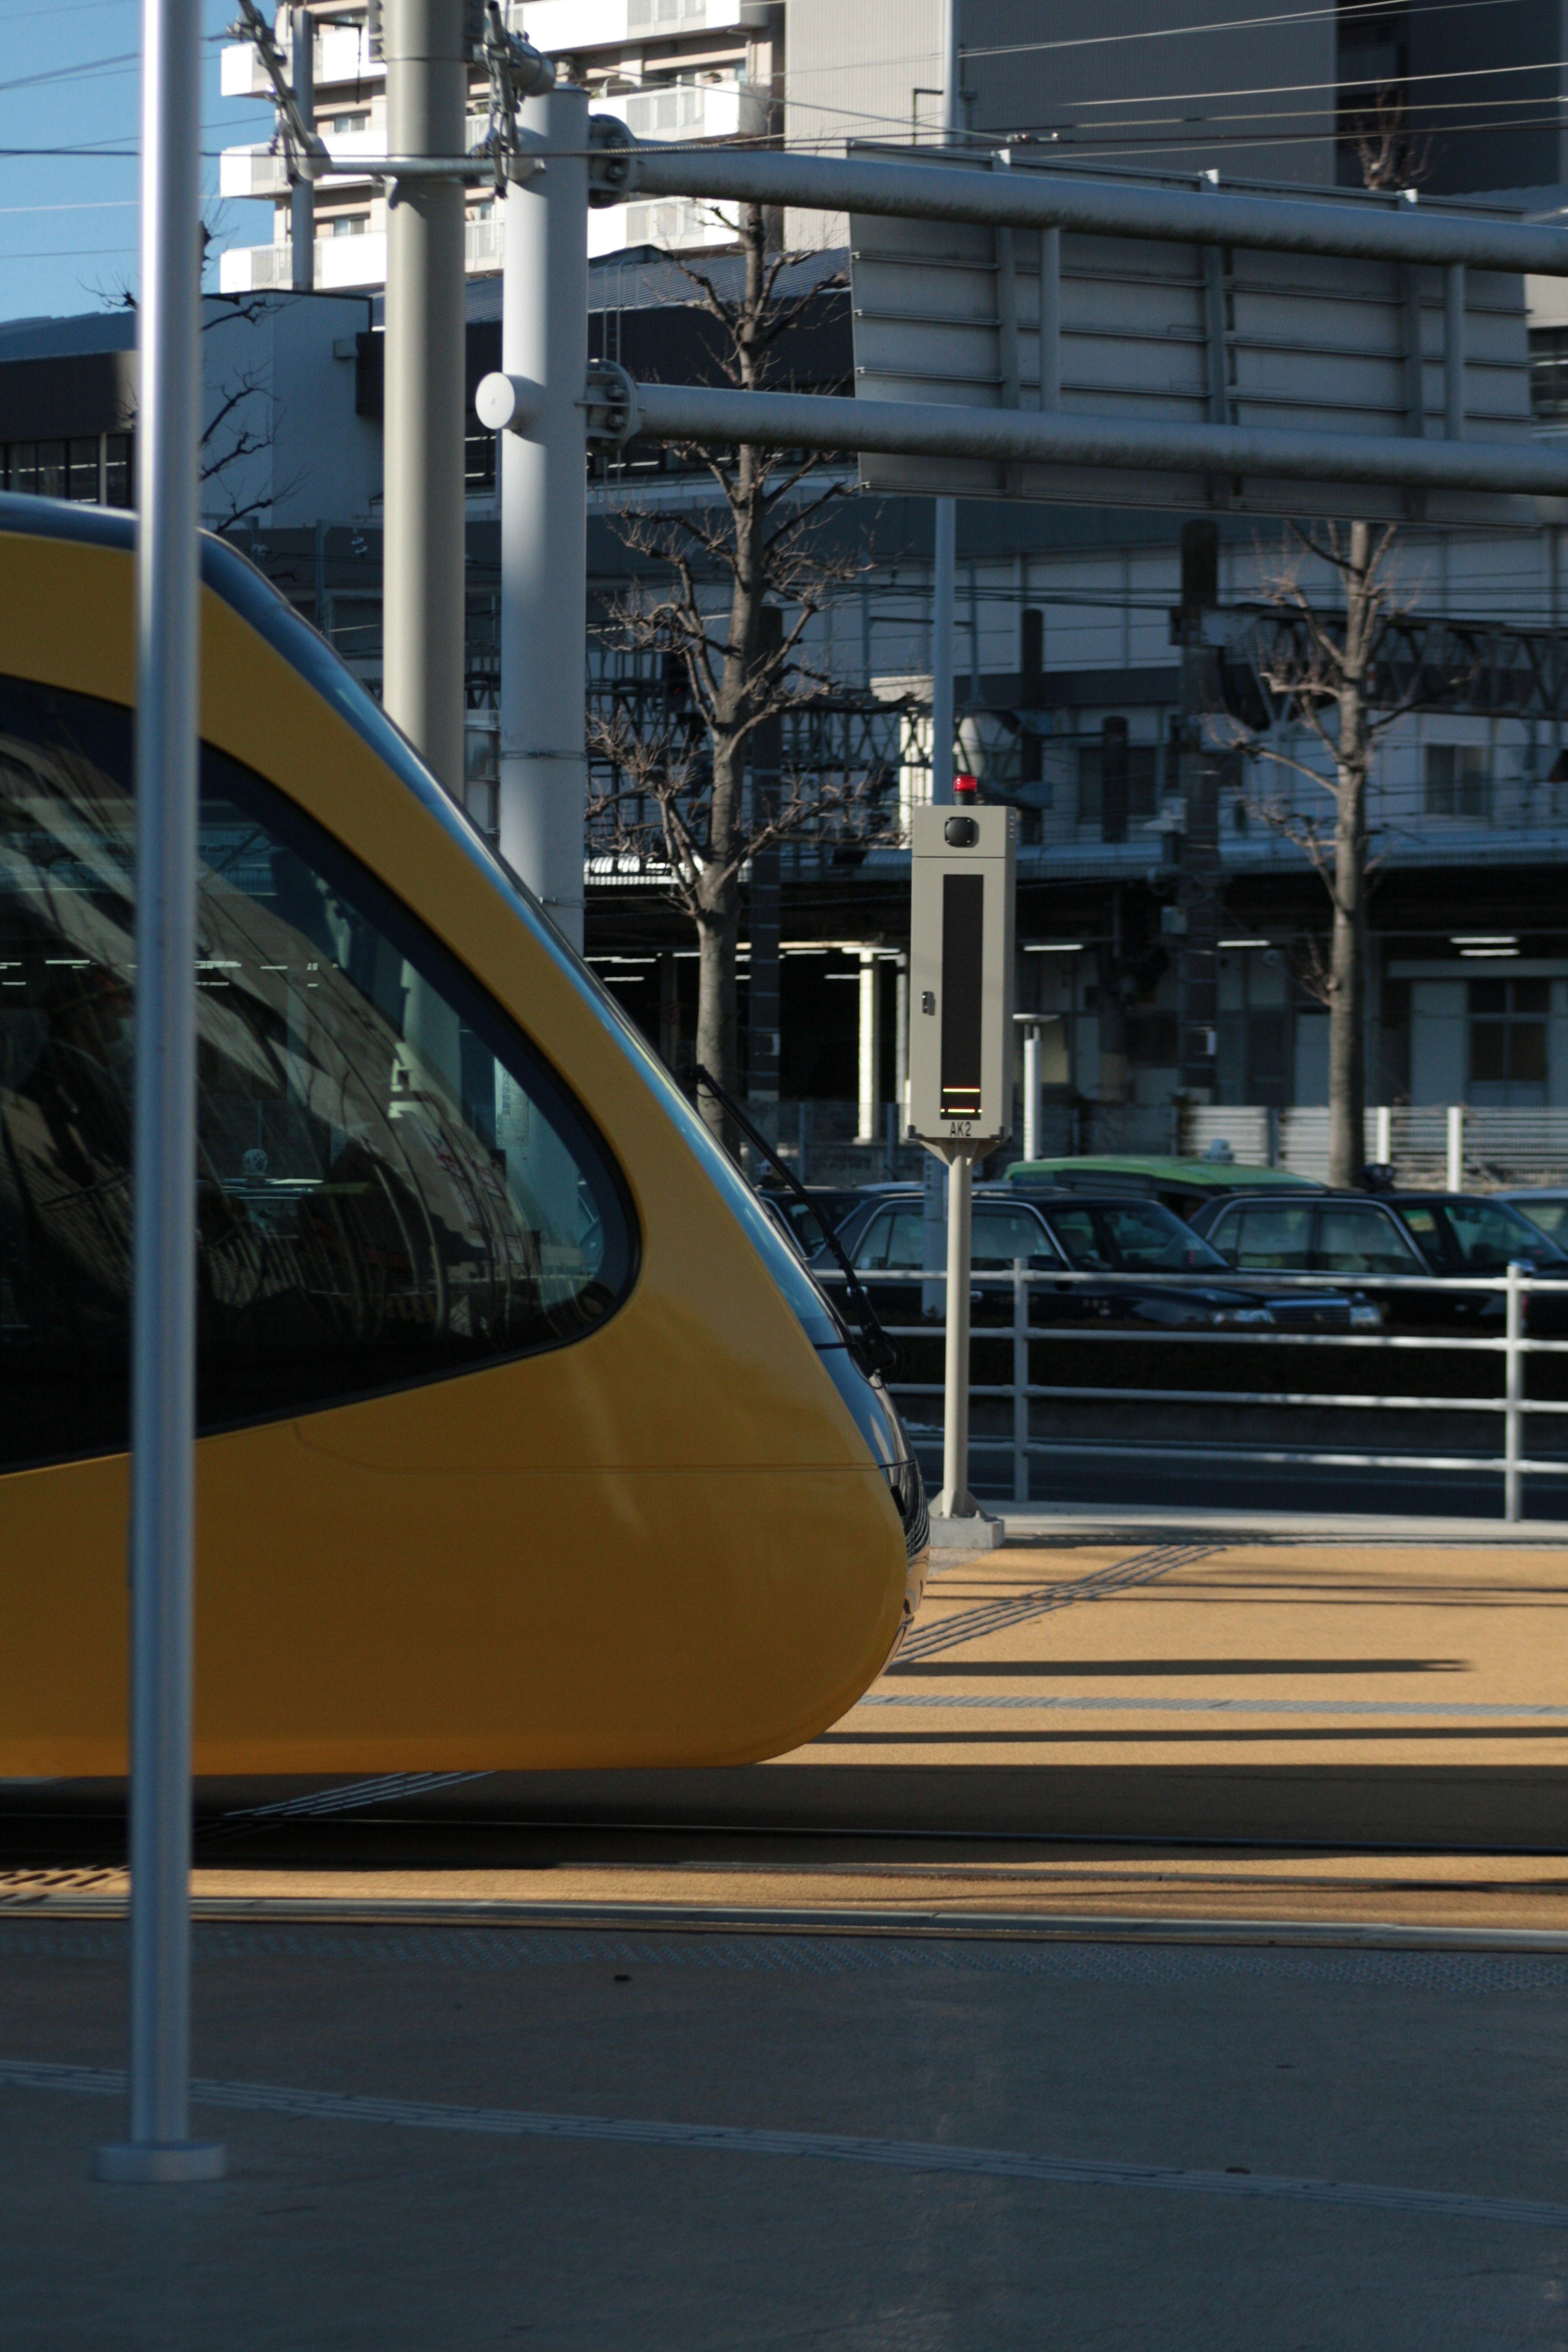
[1227,1203,1313,1270]
[1045,1205,1112,1270]
[1096,1200,1228,1272]
[103,436,131,508]
[67,439,100,502]
[970,1204,1057,1267]
[1315,1204,1424,1275]
[1470,976,1550,1096]
[1515,1198,1568,1235]
[34,441,66,499]
[0,676,636,1469]
[854,1206,922,1271]
[1510,1021,1548,1083]
[464,420,497,492]
[1432,1200,1565,1270]
[1531,327,1568,422]
[8,442,38,494]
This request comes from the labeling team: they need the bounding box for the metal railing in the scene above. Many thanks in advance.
[817,1261,1567,1522]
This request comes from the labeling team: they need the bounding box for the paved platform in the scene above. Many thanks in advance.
[7,1912,1568,2348]
[9,1530,1568,2343]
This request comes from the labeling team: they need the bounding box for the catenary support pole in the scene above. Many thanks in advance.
[928,0,960,812]
[856,950,881,1143]
[290,4,314,292]
[939,1148,979,1518]
[94,0,225,2187]
[382,0,467,797]
[1505,1260,1524,1524]
[1022,1018,1040,1160]
[931,503,955,805]
[497,83,589,947]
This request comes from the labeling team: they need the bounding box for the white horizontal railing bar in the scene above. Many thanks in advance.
[610,140,1568,279]
[616,380,1568,502]
[866,1323,1537,1351]
[818,1265,1541,1293]
[891,1383,1535,1412]
[1011,1440,1568,1474]
[1020,1386,1518,1412]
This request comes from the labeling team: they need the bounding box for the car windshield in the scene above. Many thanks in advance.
[1425,1199,1568,1270]
[1094,1200,1230,1272]
[1505,1197,1568,1238]
[1045,1201,1225,1273]
[970,1204,1060,1268]
[853,1204,924,1271]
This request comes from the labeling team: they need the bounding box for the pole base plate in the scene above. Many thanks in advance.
[95,2140,227,2184]
[927,1512,1006,1550]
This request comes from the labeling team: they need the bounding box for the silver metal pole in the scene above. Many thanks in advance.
[1447,1102,1464,1191]
[290,4,315,293]
[1505,1260,1524,1524]
[931,500,955,806]
[938,1147,978,1517]
[1022,1021,1040,1159]
[602,376,1568,501]
[929,0,959,815]
[497,84,589,947]
[855,949,880,1142]
[614,142,1568,278]
[95,0,224,2188]
[382,0,467,796]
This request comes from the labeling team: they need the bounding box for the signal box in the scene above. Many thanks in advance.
[907,800,1016,1147]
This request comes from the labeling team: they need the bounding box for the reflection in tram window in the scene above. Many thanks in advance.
[0,677,635,1468]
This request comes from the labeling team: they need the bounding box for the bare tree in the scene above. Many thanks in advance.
[1219,125,1433,1189]
[1344,83,1431,196]
[589,200,881,1136]
[1226,521,1419,1187]
[100,259,305,528]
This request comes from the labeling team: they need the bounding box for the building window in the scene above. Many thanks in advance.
[464,419,497,493]
[1425,742,1490,820]
[1532,328,1568,423]
[103,434,131,507]
[1125,1014,1178,1066]
[1470,977,1549,1103]
[329,111,370,132]
[0,676,635,1471]
[2,432,131,508]
[329,213,369,236]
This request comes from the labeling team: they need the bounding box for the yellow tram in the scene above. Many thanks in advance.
[0,497,926,1777]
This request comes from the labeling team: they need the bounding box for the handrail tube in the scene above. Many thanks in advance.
[612,140,1568,279]
[615,379,1568,502]
[807,1257,1559,1512]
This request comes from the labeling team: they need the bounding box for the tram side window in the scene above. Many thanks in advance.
[0,676,635,1470]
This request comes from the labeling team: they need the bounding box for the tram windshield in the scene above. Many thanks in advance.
[0,675,635,1468]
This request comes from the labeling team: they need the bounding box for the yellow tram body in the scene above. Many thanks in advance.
[0,503,922,1777]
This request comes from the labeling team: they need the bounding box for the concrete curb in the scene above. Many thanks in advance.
[12,1892,1568,1953]
[1000,1508,1568,1544]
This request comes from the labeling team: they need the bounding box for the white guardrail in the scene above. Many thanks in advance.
[818,1261,1563,1523]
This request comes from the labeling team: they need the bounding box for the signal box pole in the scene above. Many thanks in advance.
[907,778,1016,1537]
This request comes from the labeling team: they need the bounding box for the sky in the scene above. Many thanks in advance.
[0,0,276,325]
